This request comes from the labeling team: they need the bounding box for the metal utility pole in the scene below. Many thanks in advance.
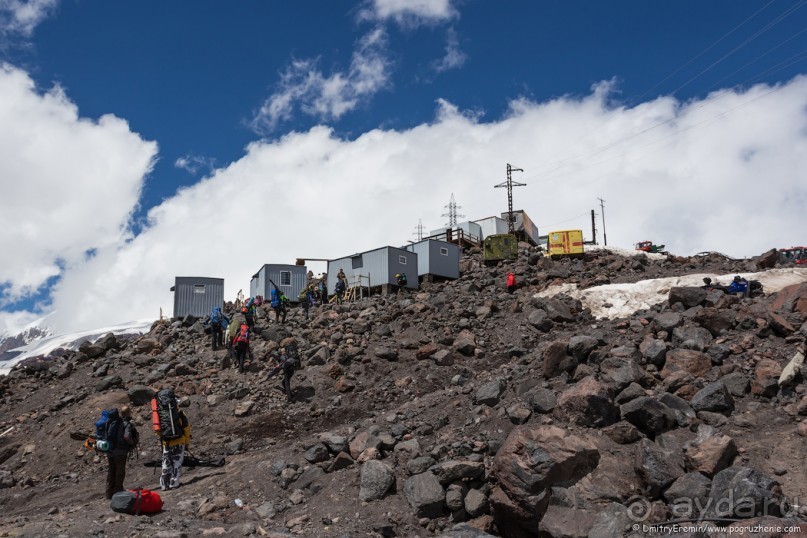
[441,193,465,227]
[591,209,598,245]
[494,164,525,234]
[413,219,425,241]
[598,198,607,246]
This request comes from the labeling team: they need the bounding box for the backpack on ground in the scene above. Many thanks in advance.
[233,324,250,345]
[151,389,185,442]
[111,488,163,515]
[284,343,301,370]
[95,408,121,453]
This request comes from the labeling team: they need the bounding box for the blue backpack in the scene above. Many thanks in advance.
[211,307,222,324]
[270,289,280,308]
[95,408,121,452]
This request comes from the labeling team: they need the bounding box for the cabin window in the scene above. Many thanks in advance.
[280,271,291,286]
[439,247,449,256]
[352,256,363,269]
[399,256,407,264]
[193,285,206,294]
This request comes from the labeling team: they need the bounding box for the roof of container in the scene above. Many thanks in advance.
[329,245,415,261]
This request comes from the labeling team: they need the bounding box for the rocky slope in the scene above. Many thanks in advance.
[0,246,806,537]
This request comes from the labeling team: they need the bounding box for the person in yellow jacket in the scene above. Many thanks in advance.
[156,400,191,491]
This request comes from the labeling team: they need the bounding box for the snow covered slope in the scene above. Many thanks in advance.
[536,268,807,320]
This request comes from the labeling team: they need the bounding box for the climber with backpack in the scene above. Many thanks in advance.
[269,280,287,324]
[506,272,517,294]
[206,306,229,351]
[334,278,346,304]
[232,322,251,373]
[96,405,139,499]
[151,388,190,490]
[267,343,302,402]
[298,286,312,320]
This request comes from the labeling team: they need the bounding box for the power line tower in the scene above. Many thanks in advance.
[441,193,464,227]
[494,164,525,234]
[413,219,425,241]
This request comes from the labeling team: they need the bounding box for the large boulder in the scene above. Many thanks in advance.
[694,307,737,336]
[404,472,445,518]
[359,460,395,502]
[621,397,677,436]
[685,434,737,477]
[557,377,619,428]
[490,425,599,536]
[634,438,685,497]
[127,385,155,406]
[706,467,783,519]
[769,283,807,316]
[690,382,735,414]
[541,340,573,379]
[475,378,506,407]
[755,248,778,269]
[568,335,599,361]
[669,287,707,309]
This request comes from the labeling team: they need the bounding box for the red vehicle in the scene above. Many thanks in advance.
[635,241,668,255]
[778,246,807,265]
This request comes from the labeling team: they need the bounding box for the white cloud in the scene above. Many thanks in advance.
[360,0,458,27]
[5,71,807,334]
[0,0,58,37]
[0,64,157,306]
[175,154,216,175]
[432,27,467,72]
[252,28,391,132]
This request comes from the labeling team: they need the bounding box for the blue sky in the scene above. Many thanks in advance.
[1,0,806,334]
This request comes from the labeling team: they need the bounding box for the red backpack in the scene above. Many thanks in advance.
[110,488,163,515]
[233,324,250,345]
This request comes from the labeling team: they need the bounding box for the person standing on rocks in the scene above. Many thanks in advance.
[226,308,248,366]
[105,406,138,500]
[232,322,251,373]
[156,395,190,491]
[506,272,517,294]
[318,276,328,306]
[269,280,287,324]
[207,306,228,351]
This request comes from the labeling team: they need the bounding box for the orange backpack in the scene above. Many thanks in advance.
[233,324,250,345]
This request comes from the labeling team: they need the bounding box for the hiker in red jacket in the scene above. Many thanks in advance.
[506,272,517,294]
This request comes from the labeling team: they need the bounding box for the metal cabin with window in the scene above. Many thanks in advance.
[171,277,224,318]
[405,239,460,280]
[250,264,308,303]
[327,246,418,291]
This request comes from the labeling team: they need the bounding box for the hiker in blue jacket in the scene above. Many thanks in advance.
[105,406,138,499]
[206,306,229,351]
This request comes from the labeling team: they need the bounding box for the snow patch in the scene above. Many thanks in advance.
[535,268,807,320]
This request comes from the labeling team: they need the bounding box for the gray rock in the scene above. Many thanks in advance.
[407,456,436,476]
[255,501,276,518]
[543,298,575,322]
[664,472,712,512]
[568,335,599,361]
[304,443,331,464]
[615,382,646,404]
[639,338,667,367]
[721,372,750,398]
[621,397,677,435]
[404,472,445,518]
[690,382,735,414]
[527,309,554,332]
[672,324,714,351]
[445,485,465,512]
[527,387,557,413]
[706,466,783,518]
[669,287,707,309]
[96,375,122,392]
[464,488,489,518]
[429,460,485,486]
[474,378,506,407]
[319,432,348,454]
[655,312,683,332]
[634,438,685,497]
[359,460,395,502]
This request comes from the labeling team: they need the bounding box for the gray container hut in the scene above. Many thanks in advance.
[405,239,460,280]
[473,215,509,239]
[328,246,418,291]
[171,277,224,318]
[250,264,308,302]
[501,209,540,246]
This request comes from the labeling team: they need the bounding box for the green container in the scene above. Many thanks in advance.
[483,233,519,262]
